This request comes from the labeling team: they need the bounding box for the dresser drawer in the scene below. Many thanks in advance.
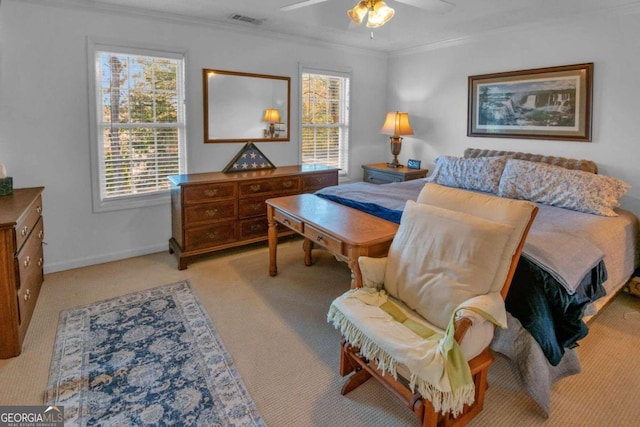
[184,222,237,251]
[239,177,301,197]
[17,217,44,287]
[303,172,339,193]
[15,195,43,251]
[238,197,267,219]
[239,218,269,239]
[184,201,237,226]
[183,183,236,205]
[364,169,402,184]
[273,209,303,233]
[304,223,342,254]
[17,269,42,332]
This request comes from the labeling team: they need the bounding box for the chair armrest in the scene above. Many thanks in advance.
[453,310,491,343]
[453,317,473,344]
[358,256,388,290]
[453,293,507,350]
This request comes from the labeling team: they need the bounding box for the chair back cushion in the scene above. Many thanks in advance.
[384,200,514,329]
[416,183,537,294]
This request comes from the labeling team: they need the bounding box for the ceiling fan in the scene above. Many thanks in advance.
[281,0,455,28]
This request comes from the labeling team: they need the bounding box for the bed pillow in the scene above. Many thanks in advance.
[425,155,508,194]
[498,159,630,217]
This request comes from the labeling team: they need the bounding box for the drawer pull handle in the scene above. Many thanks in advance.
[23,256,31,268]
[38,229,44,240]
[38,258,43,267]
[24,289,31,302]
[315,177,325,184]
[36,205,42,214]
[204,189,219,197]
[316,235,323,242]
[283,218,290,225]
[250,203,261,211]
[250,224,263,231]
[283,181,293,188]
[249,184,261,192]
[21,226,29,237]
[205,209,219,217]
[206,231,218,239]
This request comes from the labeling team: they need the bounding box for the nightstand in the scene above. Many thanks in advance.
[362,163,429,185]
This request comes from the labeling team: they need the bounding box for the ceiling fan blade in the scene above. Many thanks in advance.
[281,0,331,12]
[394,0,456,14]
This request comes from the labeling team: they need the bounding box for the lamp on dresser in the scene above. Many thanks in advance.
[380,111,414,168]
[263,108,281,138]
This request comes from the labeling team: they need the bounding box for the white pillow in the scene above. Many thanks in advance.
[425,155,508,194]
[384,200,514,330]
[498,159,630,217]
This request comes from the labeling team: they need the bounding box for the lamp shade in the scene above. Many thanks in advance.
[366,1,395,28]
[347,1,369,25]
[262,109,280,123]
[381,112,414,136]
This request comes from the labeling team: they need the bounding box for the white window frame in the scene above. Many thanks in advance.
[88,39,187,212]
[299,65,351,176]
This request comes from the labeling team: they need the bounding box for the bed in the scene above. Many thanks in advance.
[316,148,639,414]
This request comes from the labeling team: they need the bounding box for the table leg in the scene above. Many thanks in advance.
[267,205,278,277]
[303,238,313,266]
[348,258,363,289]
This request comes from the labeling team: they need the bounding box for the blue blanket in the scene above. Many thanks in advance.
[316,192,607,365]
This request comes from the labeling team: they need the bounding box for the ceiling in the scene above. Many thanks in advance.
[66,0,637,52]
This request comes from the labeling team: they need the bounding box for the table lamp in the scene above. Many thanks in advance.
[380,111,413,168]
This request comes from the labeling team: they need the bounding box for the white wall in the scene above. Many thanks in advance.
[0,1,389,272]
[3,1,639,274]
[388,7,640,217]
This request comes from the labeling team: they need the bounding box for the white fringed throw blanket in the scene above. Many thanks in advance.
[327,288,506,416]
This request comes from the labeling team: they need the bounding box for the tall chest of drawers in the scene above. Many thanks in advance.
[169,165,338,269]
[0,187,45,359]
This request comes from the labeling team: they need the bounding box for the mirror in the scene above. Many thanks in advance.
[203,69,291,143]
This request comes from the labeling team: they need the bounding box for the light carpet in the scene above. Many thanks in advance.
[1,239,639,426]
[44,281,265,426]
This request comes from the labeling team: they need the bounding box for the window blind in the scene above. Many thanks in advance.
[96,50,185,201]
[301,70,350,174]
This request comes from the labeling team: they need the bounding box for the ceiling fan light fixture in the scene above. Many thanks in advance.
[366,1,395,28]
[347,1,369,25]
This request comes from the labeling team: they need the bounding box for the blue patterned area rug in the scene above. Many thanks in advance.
[44,281,265,426]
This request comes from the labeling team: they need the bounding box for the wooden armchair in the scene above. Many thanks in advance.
[328,184,537,426]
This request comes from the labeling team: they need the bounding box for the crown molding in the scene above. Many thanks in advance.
[15,0,388,59]
[391,1,640,57]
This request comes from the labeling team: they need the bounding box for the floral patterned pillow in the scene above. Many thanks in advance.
[498,159,630,217]
[425,155,508,194]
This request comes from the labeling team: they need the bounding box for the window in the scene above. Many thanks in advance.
[300,68,350,175]
[89,42,186,211]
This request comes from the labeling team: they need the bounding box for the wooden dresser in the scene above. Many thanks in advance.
[168,165,338,269]
[0,187,45,359]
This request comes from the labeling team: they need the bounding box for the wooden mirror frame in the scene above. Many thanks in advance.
[203,69,291,143]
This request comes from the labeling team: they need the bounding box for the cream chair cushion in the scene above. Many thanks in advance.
[417,183,537,294]
[384,200,514,330]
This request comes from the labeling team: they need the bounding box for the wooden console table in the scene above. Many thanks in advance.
[266,194,399,288]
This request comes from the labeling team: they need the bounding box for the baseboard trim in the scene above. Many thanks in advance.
[43,243,168,274]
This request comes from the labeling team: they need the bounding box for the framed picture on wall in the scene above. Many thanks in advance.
[467,63,593,141]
